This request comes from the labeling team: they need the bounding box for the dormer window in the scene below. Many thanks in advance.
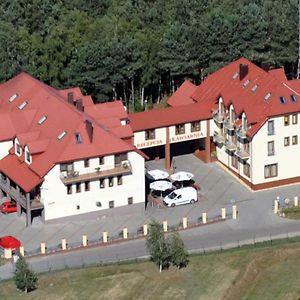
[25,149,32,164]
[38,116,47,125]
[18,101,28,110]
[58,131,67,140]
[15,140,22,157]
[8,93,18,103]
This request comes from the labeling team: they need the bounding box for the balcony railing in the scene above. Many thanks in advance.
[213,131,225,144]
[60,161,132,185]
[212,110,224,124]
[225,140,237,152]
[224,118,235,131]
[236,148,250,160]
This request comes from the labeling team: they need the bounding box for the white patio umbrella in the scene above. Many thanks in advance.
[150,180,172,197]
[170,171,194,182]
[146,169,169,181]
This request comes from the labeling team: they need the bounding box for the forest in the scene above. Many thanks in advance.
[0,0,298,111]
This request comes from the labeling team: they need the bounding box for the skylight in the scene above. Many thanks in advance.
[251,84,258,92]
[75,133,83,144]
[18,101,28,110]
[290,94,297,103]
[57,131,67,140]
[264,93,271,101]
[243,79,250,87]
[232,72,239,80]
[279,96,286,104]
[38,115,47,125]
[8,93,18,103]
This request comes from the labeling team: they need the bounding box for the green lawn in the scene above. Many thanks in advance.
[282,207,300,220]
[1,242,300,300]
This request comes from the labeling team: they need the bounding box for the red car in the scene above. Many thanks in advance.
[0,201,17,214]
[0,236,21,251]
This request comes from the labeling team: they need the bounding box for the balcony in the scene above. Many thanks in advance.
[60,161,132,185]
[224,118,235,132]
[213,131,225,145]
[236,148,250,160]
[225,140,237,152]
[236,126,247,139]
[212,110,224,124]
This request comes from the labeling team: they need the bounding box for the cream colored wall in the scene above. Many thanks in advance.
[133,128,166,149]
[0,141,13,160]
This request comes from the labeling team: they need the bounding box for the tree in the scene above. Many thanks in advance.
[146,221,170,272]
[168,232,189,269]
[14,255,38,293]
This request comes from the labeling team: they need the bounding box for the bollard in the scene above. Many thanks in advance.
[103,231,108,243]
[221,208,226,219]
[232,205,237,219]
[143,224,148,236]
[40,242,46,254]
[202,212,207,224]
[19,246,24,257]
[4,248,12,259]
[82,235,88,247]
[182,217,188,229]
[273,199,278,214]
[123,227,128,239]
[61,238,67,251]
[294,196,298,207]
[163,220,168,232]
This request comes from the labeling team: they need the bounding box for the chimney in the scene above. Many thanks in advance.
[239,64,248,81]
[76,99,84,111]
[67,92,74,104]
[85,120,93,143]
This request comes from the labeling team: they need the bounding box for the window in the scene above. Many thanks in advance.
[267,141,275,156]
[128,197,133,205]
[232,72,239,79]
[18,101,28,110]
[117,175,123,185]
[191,121,200,132]
[264,93,271,101]
[15,142,21,156]
[145,129,155,140]
[243,163,250,178]
[96,201,102,207]
[292,114,298,125]
[251,84,258,92]
[8,93,18,103]
[60,163,73,173]
[99,156,105,165]
[109,177,114,187]
[76,183,81,193]
[84,181,90,191]
[264,164,278,178]
[76,205,80,210]
[25,150,31,163]
[175,124,185,135]
[75,133,83,144]
[284,115,289,126]
[67,185,72,194]
[243,79,250,87]
[284,137,290,147]
[279,96,287,104]
[84,159,89,168]
[290,94,297,103]
[38,116,47,125]
[109,201,114,208]
[58,131,67,140]
[231,155,238,169]
[292,135,298,145]
[100,179,105,189]
[267,120,274,135]
[115,153,127,165]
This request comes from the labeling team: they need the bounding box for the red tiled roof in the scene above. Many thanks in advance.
[167,80,197,107]
[58,87,94,108]
[0,155,43,192]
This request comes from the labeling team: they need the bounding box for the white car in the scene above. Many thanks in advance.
[163,187,198,207]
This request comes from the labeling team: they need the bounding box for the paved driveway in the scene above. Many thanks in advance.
[0,154,299,252]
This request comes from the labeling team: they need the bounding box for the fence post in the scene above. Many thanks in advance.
[273,199,278,214]
[232,205,237,219]
[40,242,46,254]
[103,231,108,243]
[61,238,67,250]
[182,217,188,229]
[294,196,298,207]
[143,224,148,236]
[4,248,12,259]
[221,208,226,219]
[82,235,88,247]
[19,246,24,257]
[123,227,128,239]
[202,212,207,224]
[163,220,168,232]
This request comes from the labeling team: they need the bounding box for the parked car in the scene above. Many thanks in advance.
[0,236,21,252]
[0,201,17,214]
[163,187,198,207]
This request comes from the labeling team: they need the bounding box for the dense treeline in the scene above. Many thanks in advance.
[0,0,298,110]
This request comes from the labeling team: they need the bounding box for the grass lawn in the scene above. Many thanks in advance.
[1,242,300,300]
[281,207,300,220]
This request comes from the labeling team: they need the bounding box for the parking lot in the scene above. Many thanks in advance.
[0,153,299,252]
